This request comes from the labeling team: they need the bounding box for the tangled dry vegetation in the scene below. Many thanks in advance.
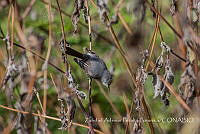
[0,0,200,134]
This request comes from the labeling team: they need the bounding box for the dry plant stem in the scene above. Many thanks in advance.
[97,81,122,118]
[170,50,187,62]
[89,0,97,8]
[34,88,45,113]
[88,78,93,118]
[90,0,133,35]
[158,25,164,42]
[15,18,36,94]
[40,0,113,45]
[13,42,65,74]
[158,24,187,63]
[85,0,92,50]
[158,25,187,63]
[1,5,14,89]
[125,101,134,134]
[51,74,94,133]
[145,15,160,71]
[36,110,51,134]
[114,0,133,35]
[49,73,59,91]
[115,0,125,10]
[117,13,133,35]
[56,0,66,40]
[77,97,95,134]
[14,4,37,109]
[147,15,159,51]
[42,1,53,132]
[145,0,182,39]
[7,7,12,59]
[0,105,104,134]
[141,96,155,134]
[122,94,131,134]
[92,104,112,134]
[11,4,14,58]
[149,61,192,112]
[143,94,164,134]
[105,15,155,134]
[106,17,136,86]
[159,76,192,112]
[172,10,186,69]
[85,2,94,132]
[22,0,36,19]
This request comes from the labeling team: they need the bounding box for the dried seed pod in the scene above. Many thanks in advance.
[59,39,70,64]
[164,59,174,86]
[179,62,196,105]
[170,0,177,16]
[149,72,170,106]
[136,67,148,86]
[2,58,19,89]
[15,95,34,134]
[58,99,70,129]
[131,119,143,134]
[160,42,171,53]
[135,50,148,110]
[72,0,86,33]
[141,49,149,65]
[150,73,164,98]
[58,96,76,129]
[82,5,88,23]
[134,90,141,110]
[97,0,109,24]
[66,96,76,124]
[67,69,87,99]
[155,55,164,72]
[161,59,174,106]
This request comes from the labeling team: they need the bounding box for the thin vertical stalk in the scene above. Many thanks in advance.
[145,15,160,71]
[43,0,53,132]
[85,1,94,133]
[85,0,92,50]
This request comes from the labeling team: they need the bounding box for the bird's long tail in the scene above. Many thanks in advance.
[59,39,86,59]
[65,47,85,59]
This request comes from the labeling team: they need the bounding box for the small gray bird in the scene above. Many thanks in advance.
[64,46,112,88]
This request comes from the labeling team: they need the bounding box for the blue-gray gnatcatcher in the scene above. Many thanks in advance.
[64,46,112,88]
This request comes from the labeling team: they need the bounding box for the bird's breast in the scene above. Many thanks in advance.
[85,59,106,79]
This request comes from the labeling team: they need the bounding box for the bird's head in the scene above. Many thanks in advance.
[101,70,113,89]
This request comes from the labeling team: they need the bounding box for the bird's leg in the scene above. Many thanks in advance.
[88,77,93,116]
[74,58,88,69]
